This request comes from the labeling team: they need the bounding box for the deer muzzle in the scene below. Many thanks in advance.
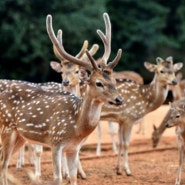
[109,95,123,106]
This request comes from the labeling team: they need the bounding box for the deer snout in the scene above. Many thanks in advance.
[165,122,172,128]
[115,95,123,105]
[63,80,69,86]
[171,79,177,85]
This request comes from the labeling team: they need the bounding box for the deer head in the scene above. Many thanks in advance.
[144,57,183,86]
[50,40,99,89]
[46,13,123,105]
[165,100,185,128]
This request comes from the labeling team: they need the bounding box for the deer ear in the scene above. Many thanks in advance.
[144,62,156,72]
[173,62,183,72]
[176,72,183,81]
[50,61,62,73]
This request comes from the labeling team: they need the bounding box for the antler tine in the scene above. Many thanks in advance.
[88,44,99,57]
[52,29,65,61]
[75,40,89,58]
[107,49,122,69]
[80,44,99,60]
[97,12,111,65]
[85,50,99,70]
[46,15,92,69]
[53,32,88,61]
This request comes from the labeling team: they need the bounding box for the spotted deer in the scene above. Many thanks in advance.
[0,80,63,175]
[99,56,183,176]
[152,72,185,148]
[165,98,185,185]
[50,40,99,180]
[96,70,144,156]
[0,41,99,180]
[34,40,99,180]
[0,13,123,185]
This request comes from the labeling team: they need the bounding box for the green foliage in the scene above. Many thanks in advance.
[0,0,185,82]
[0,0,106,81]
[107,0,168,76]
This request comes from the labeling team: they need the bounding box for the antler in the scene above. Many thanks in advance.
[97,13,111,64]
[53,31,89,61]
[95,13,122,69]
[46,15,93,69]
[80,44,99,61]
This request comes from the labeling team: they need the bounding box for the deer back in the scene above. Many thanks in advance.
[0,83,82,144]
[101,57,183,123]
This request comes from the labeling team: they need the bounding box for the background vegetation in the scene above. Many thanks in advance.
[0,0,185,83]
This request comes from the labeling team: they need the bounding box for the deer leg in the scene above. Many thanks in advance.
[77,155,86,179]
[62,152,69,179]
[77,138,87,179]
[116,124,124,175]
[123,124,133,176]
[33,144,43,178]
[116,124,132,176]
[175,134,184,185]
[16,144,25,169]
[136,117,145,135]
[0,130,25,185]
[96,122,102,156]
[62,151,86,180]
[51,145,62,185]
[27,144,35,165]
[66,150,79,185]
[108,122,118,153]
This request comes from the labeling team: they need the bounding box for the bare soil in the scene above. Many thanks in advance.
[7,105,183,185]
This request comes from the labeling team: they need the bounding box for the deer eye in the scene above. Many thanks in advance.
[175,114,180,119]
[103,70,111,75]
[160,70,164,74]
[96,81,104,88]
[75,70,79,74]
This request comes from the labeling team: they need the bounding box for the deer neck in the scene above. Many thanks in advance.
[145,76,168,112]
[156,107,171,135]
[170,85,182,101]
[76,86,103,137]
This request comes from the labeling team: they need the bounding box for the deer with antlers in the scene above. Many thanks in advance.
[99,56,183,176]
[152,72,185,148]
[50,40,99,180]
[0,13,123,185]
[165,98,185,185]
[0,37,98,180]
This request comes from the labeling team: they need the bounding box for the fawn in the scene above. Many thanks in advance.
[165,98,185,185]
[0,13,123,185]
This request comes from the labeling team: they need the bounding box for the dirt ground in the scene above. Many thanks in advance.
[7,105,183,185]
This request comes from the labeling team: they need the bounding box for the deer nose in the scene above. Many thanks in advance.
[63,80,69,86]
[171,79,177,85]
[165,122,170,128]
[115,96,123,105]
